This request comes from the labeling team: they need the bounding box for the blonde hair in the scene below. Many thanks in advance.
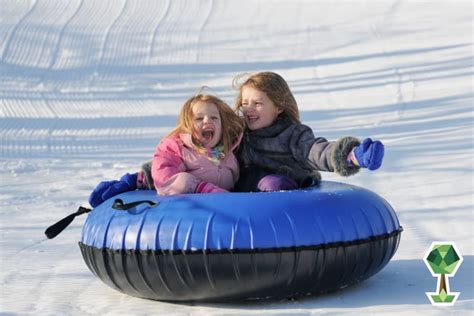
[165,93,244,155]
[233,72,300,124]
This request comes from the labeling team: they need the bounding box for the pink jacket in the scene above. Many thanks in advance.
[152,133,240,195]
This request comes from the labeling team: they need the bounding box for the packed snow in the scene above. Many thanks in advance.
[0,0,472,315]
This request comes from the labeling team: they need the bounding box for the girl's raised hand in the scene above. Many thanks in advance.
[350,138,384,170]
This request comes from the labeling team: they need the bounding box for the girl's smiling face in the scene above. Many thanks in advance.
[241,85,283,130]
[192,101,222,148]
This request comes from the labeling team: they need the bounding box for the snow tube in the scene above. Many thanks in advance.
[79,181,402,302]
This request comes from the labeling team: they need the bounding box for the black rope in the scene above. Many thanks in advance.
[44,206,92,239]
[45,199,158,239]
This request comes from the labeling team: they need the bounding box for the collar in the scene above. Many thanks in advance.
[178,133,224,159]
[246,117,292,137]
[178,133,196,148]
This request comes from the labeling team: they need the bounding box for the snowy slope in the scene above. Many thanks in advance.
[0,0,473,314]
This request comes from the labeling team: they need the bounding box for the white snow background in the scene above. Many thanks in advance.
[0,0,473,315]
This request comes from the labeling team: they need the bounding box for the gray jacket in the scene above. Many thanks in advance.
[234,117,360,191]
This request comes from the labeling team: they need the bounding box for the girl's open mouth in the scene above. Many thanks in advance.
[246,115,258,123]
[201,129,214,141]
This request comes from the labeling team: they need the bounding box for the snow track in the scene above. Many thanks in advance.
[0,0,37,61]
[0,0,472,314]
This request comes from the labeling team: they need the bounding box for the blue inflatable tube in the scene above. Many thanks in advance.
[79,181,402,302]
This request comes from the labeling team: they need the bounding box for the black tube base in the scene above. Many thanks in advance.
[79,230,401,302]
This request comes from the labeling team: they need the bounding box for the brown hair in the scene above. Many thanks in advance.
[165,93,244,155]
[233,72,300,124]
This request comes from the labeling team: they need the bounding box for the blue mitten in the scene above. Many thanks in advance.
[352,138,384,170]
[88,173,138,207]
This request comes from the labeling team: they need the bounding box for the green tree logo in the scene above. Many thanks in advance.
[424,242,463,305]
